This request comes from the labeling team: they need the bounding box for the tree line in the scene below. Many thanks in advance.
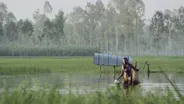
[0,0,184,56]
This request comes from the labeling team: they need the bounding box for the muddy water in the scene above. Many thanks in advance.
[0,72,184,96]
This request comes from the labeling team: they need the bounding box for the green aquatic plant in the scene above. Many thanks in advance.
[0,81,183,104]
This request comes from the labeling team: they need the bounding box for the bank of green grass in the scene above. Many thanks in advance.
[0,56,184,75]
[0,85,183,104]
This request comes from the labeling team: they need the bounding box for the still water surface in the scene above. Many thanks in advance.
[0,72,183,96]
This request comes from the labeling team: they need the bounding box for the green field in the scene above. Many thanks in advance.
[0,56,184,75]
[0,56,184,104]
[0,57,97,75]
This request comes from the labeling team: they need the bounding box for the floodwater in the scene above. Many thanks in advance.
[0,72,184,97]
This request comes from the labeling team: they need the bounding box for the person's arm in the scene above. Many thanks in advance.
[129,63,139,72]
[117,65,124,80]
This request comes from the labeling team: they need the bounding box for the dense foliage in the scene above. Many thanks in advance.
[0,0,184,56]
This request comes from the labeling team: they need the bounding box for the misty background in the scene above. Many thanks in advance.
[0,0,184,56]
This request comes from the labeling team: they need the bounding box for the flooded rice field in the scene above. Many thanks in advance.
[0,72,184,96]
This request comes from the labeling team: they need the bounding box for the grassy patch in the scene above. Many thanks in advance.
[0,57,98,74]
[0,66,51,75]
[0,56,183,75]
[0,84,183,104]
[133,56,184,72]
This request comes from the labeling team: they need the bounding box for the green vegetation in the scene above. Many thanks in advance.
[0,84,183,104]
[0,57,96,74]
[1,0,184,56]
[0,45,100,56]
[0,66,51,75]
[0,56,184,75]
[0,56,183,103]
[0,0,184,103]
[133,56,184,72]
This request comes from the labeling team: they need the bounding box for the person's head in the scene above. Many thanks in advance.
[123,57,129,65]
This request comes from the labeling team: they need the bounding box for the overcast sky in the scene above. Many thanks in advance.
[1,0,184,20]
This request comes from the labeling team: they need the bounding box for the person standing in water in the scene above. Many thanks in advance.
[116,56,139,87]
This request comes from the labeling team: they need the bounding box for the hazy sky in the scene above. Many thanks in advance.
[1,0,184,20]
